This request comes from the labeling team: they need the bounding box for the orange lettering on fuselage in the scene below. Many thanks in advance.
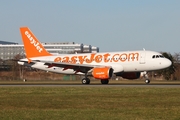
[120,53,127,62]
[95,55,102,63]
[78,56,87,64]
[112,54,119,62]
[54,57,61,62]
[53,52,139,64]
[103,53,110,63]
[63,57,69,63]
[85,53,96,63]
[71,56,77,64]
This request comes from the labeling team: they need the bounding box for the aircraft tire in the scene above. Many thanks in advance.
[82,78,90,84]
[145,79,150,84]
[101,79,109,84]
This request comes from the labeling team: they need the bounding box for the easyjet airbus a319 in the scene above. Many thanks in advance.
[18,27,172,84]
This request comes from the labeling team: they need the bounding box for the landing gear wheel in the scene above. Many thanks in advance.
[101,79,109,84]
[82,78,90,84]
[145,79,150,84]
[143,71,150,84]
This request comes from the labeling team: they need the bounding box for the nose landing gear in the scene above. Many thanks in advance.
[143,71,150,84]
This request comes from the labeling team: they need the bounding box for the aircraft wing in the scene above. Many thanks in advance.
[18,59,125,74]
[42,61,105,73]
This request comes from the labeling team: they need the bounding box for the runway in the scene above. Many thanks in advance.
[0,84,180,88]
[0,80,180,87]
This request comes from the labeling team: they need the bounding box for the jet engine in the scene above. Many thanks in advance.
[92,67,113,79]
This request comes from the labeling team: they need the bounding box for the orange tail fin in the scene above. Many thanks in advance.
[20,27,52,58]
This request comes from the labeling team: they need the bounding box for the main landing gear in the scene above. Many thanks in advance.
[101,79,109,84]
[145,79,150,84]
[143,71,150,84]
[81,73,109,84]
[81,78,90,84]
[81,73,90,84]
[81,78,110,84]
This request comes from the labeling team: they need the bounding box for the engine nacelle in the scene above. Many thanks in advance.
[92,67,113,79]
[120,72,141,79]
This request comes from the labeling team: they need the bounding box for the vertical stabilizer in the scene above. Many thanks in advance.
[20,27,52,58]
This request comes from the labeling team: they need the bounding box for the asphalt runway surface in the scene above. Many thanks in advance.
[0,84,180,87]
[0,80,180,87]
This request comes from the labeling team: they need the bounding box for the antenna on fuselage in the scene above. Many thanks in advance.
[143,48,146,51]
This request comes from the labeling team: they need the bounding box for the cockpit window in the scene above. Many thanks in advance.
[156,55,159,58]
[152,55,165,59]
[159,55,164,58]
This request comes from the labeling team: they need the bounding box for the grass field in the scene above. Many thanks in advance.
[0,85,180,120]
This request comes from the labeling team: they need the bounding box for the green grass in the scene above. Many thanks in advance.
[0,87,180,120]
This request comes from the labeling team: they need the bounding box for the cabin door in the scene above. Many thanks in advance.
[139,51,146,64]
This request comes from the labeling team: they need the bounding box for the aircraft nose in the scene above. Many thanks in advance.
[164,59,172,68]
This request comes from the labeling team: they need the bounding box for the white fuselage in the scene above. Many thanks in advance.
[18,50,171,75]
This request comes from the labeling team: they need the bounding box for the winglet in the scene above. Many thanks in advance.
[20,27,52,58]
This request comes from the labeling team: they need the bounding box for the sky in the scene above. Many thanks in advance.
[0,0,180,54]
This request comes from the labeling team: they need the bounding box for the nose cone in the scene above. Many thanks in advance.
[164,59,172,68]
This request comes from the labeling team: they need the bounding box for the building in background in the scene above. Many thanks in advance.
[0,41,99,60]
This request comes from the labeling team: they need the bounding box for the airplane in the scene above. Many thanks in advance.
[18,27,172,84]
